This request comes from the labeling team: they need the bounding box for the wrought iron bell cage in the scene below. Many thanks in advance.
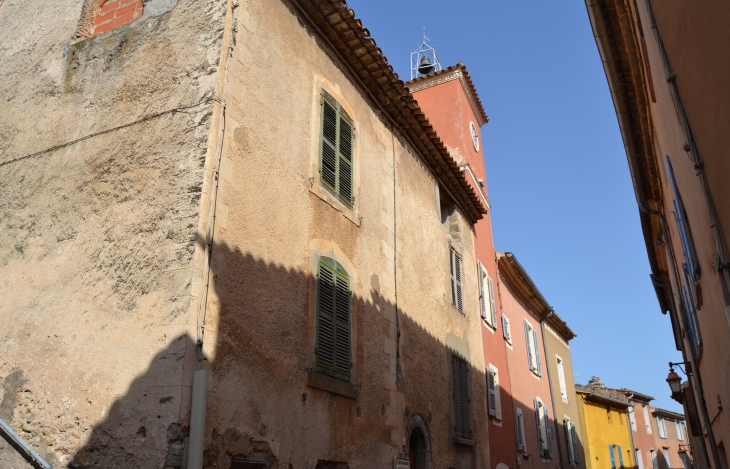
[410,30,442,80]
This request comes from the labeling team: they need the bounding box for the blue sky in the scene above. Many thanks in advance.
[347,0,684,411]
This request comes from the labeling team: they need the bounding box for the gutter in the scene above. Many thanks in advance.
[0,417,52,469]
[541,310,565,469]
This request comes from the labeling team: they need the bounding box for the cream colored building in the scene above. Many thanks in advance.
[0,0,494,468]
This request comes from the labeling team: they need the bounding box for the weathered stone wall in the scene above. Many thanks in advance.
[195,0,489,468]
[0,0,227,464]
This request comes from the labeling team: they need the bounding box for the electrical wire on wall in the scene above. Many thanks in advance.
[195,5,238,365]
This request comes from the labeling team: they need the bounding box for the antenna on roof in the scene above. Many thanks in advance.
[410,28,442,80]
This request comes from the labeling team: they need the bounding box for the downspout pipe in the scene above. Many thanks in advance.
[0,417,52,469]
[541,310,565,469]
[626,393,638,466]
[638,204,720,469]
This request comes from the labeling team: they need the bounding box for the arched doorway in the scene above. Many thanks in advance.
[405,414,431,469]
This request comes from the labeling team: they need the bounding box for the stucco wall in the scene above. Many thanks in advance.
[577,397,635,469]
[544,325,585,469]
[0,0,227,465]
[499,276,555,469]
[630,0,730,458]
[196,0,490,468]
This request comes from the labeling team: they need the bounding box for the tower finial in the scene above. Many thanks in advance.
[410,28,442,80]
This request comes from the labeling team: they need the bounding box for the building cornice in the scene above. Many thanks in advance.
[406,63,489,127]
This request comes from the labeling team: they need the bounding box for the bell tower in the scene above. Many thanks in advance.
[410,29,442,80]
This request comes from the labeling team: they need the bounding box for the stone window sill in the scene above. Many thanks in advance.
[453,437,476,446]
[307,370,359,399]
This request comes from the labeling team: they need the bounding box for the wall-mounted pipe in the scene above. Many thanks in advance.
[187,369,208,469]
[0,417,52,469]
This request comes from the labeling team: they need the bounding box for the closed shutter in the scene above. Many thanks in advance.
[637,449,644,469]
[544,405,553,458]
[565,418,573,463]
[618,445,624,469]
[610,445,616,469]
[525,321,534,371]
[571,422,579,464]
[675,421,684,440]
[452,355,471,438]
[652,450,659,469]
[315,258,351,381]
[644,405,653,434]
[629,406,637,431]
[450,248,463,312]
[319,91,353,206]
[535,399,545,456]
[658,417,667,438]
[516,408,525,451]
[487,367,497,417]
[663,449,671,469]
[534,329,542,376]
[502,314,511,342]
[557,357,567,399]
[487,275,497,329]
[478,263,488,321]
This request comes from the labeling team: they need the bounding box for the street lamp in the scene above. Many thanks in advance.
[666,361,691,402]
[667,367,682,394]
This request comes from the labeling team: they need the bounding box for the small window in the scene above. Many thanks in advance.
[450,247,464,313]
[675,421,685,441]
[319,90,354,208]
[516,408,526,452]
[502,314,512,344]
[628,406,637,431]
[524,320,542,376]
[478,263,496,327]
[644,405,653,434]
[315,257,351,381]
[557,355,567,400]
[487,365,502,420]
[663,449,671,469]
[534,398,552,458]
[451,355,471,439]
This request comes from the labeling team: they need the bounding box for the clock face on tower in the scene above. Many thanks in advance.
[470,122,479,151]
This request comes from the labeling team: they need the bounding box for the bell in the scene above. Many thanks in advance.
[417,55,435,75]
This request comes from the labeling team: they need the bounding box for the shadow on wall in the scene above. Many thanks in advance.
[22,240,575,468]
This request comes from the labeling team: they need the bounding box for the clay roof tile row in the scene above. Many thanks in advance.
[291,0,488,222]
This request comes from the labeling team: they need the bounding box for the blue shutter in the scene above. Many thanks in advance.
[533,329,542,376]
[618,445,624,469]
[610,445,616,469]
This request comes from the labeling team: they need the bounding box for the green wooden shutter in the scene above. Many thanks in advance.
[315,257,351,381]
[338,111,353,205]
[319,90,354,207]
[544,405,553,458]
[516,409,525,451]
[571,422,580,464]
[487,367,497,417]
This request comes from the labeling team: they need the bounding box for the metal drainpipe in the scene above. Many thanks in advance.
[626,393,638,467]
[0,417,52,469]
[638,204,721,469]
[541,310,565,469]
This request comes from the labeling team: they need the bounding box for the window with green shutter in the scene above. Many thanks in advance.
[452,354,471,439]
[319,90,354,208]
[315,256,352,381]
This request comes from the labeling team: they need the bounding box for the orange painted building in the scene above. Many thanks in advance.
[409,63,518,469]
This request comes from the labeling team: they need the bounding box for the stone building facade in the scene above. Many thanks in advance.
[584,1,730,468]
[0,0,497,468]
